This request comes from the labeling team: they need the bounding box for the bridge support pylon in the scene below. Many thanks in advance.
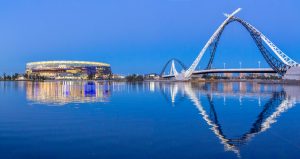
[175,72,188,81]
[283,66,300,80]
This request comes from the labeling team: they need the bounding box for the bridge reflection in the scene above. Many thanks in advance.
[158,81,299,157]
[26,81,110,105]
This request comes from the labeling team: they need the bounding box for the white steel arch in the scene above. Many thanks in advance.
[230,16,299,67]
[181,8,298,80]
[170,60,179,76]
[184,8,242,79]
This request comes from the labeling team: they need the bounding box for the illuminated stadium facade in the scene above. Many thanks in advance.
[26,61,112,80]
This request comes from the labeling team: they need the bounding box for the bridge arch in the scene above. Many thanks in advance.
[160,58,187,77]
[161,9,299,80]
[183,8,298,79]
[205,17,289,75]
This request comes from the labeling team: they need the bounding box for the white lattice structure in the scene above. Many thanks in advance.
[168,8,300,80]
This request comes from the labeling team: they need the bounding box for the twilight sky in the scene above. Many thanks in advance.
[0,0,300,74]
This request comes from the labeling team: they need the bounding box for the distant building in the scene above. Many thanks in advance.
[144,73,160,80]
[16,76,26,81]
[112,74,125,80]
[26,61,112,80]
[223,73,232,78]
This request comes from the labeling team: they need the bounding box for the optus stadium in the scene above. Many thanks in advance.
[26,61,112,80]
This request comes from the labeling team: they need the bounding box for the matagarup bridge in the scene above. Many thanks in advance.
[161,8,300,81]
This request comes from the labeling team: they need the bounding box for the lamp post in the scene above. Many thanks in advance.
[239,61,242,69]
[224,63,226,69]
[258,61,261,68]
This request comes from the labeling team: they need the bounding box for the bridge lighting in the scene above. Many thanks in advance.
[161,8,299,80]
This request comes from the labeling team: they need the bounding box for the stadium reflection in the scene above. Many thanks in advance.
[26,81,110,105]
[159,82,300,157]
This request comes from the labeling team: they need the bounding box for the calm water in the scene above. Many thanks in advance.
[1,81,300,159]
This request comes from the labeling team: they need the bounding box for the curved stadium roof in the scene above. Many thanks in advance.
[26,61,110,69]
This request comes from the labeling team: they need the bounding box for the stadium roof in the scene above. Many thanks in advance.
[26,61,110,67]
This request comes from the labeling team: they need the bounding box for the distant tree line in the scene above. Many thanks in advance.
[26,74,46,81]
[1,72,281,81]
[201,74,281,80]
[202,74,229,80]
[244,75,281,80]
[0,73,20,81]
[125,74,144,82]
[0,73,46,81]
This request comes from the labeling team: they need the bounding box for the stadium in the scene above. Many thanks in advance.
[26,61,112,80]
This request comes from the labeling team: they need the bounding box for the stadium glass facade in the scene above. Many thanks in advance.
[26,61,112,80]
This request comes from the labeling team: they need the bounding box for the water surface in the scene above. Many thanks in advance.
[0,81,300,159]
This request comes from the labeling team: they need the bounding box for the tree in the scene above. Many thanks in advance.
[12,73,19,80]
[24,73,29,79]
[126,74,144,82]
[3,73,6,80]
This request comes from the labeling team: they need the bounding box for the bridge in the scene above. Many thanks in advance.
[160,8,300,81]
[162,68,276,78]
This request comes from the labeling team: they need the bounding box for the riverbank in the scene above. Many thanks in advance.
[145,78,300,85]
[1,78,300,85]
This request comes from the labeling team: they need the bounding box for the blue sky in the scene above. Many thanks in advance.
[0,0,300,74]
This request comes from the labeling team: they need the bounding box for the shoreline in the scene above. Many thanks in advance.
[1,79,300,85]
[145,79,300,85]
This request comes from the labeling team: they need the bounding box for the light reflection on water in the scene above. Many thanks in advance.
[0,81,300,159]
[26,81,111,105]
[158,82,299,157]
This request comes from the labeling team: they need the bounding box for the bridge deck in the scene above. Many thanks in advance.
[162,68,276,78]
